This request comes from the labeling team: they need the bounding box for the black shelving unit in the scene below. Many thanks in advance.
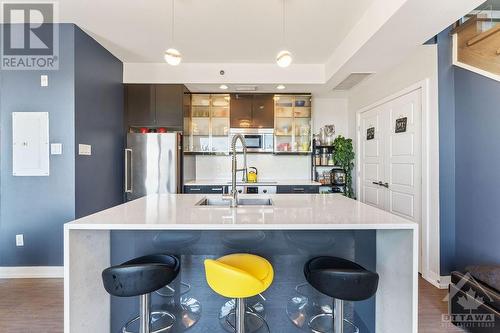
[311,140,346,194]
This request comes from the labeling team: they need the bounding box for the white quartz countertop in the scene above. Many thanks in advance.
[66,194,417,231]
[184,179,321,186]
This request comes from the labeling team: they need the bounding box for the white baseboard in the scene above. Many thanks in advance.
[0,266,63,278]
[423,270,451,289]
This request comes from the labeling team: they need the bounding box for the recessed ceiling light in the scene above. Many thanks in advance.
[277,84,285,90]
[219,84,228,90]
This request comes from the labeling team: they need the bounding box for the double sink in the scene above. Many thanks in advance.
[195,198,273,206]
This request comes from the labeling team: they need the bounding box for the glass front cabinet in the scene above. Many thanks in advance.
[185,94,230,153]
[274,95,312,153]
[185,93,311,154]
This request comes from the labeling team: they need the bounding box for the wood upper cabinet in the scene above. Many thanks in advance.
[125,84,189,129]
[230,94,253,128]
[125,85,155,126]
[230,94,274,128]
[252,94,274,128]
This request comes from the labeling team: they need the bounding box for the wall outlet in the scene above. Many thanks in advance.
[16,234,24,247]
[40,75,48,87]
[78,144,91,156]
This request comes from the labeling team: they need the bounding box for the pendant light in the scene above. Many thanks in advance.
[276,0,292,67]
[165,0,182,66]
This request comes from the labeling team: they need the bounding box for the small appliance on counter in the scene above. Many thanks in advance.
[330,167,346,193]
[247,167,258,183]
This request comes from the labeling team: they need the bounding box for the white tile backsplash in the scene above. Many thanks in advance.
[195,154,311,180]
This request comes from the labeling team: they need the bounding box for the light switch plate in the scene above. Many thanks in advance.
[50,143,62,155]
[78,144,91,156]
[40,75,48,87]
[16,234,24,247]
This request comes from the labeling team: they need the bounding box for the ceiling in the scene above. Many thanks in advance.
[56,0,486,95]
[59,0,374,64]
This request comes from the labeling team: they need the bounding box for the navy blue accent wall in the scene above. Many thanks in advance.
[438,28,500,273]
[0,24,123,266]
[74,26,124,218]
[454,68,500,270]
[0,24,76,266]
[437,28,456,275]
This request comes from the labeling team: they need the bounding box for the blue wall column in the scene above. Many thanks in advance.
[0,24,123,266]
[437,28,456,275]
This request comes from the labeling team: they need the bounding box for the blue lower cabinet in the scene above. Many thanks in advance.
[277,185,320,194]
[184,185,226,194]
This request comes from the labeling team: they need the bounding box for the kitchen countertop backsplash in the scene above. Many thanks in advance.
[195,154,311,181]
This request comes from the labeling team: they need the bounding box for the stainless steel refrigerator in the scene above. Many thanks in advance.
[124,132,195,201]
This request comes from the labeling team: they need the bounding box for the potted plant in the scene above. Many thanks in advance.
[332,136,355,198]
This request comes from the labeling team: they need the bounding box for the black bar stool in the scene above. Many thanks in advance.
[102,254,180,333]
[304,256,379,333]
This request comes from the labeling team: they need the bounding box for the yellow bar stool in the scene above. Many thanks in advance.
[205,253,274,333]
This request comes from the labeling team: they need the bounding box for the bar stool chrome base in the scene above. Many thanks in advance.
[219,298,269,333]
[167,297,202,330]
[286,285,335,331]
[308,313,359,333]
[156,284,201,330]
[122,311,175,333]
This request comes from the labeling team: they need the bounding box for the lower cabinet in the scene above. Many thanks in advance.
[277,185,320,194]
[184,185,227,194]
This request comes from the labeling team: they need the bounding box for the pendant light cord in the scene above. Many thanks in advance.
[281,0,286,47]
[171,0,175,45]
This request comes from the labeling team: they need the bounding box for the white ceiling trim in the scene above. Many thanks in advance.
[123,62,325,84]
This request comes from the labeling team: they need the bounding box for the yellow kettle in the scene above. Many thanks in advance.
[247,167,258,183]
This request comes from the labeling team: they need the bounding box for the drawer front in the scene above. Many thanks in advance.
[277,185,320,194]
[184,186,226,194]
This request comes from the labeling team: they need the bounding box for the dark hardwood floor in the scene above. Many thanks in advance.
[0,276,465,332]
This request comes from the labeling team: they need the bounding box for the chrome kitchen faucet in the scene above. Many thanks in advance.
[223,134,248,207]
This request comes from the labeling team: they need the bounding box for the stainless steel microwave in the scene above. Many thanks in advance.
[229,128,274,152]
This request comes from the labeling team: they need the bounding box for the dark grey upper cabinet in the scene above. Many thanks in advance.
[155,85,184,129]
[252,94,274,128]
[125,84,155,126]
[125,84,189,128]
[230,94,253,128]
[230,94,274,128]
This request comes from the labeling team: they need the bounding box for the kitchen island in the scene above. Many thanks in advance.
[64,194,418,333]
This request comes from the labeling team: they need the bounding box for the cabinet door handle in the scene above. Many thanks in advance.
[372,182,380,186]
[382,182,390,188]
[189,188,201,191]
[293,188,305,191]
[211,188,223,191]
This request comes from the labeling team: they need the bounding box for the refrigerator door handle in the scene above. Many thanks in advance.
[125,149,133,193]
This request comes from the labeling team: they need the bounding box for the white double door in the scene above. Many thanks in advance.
[360,89,421,226]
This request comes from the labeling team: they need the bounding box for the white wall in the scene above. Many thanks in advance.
[194,96,349,180]
[312,97,349,136]
[347,44,441,282]
[347,45,438,134]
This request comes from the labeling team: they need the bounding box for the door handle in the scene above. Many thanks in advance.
[372,181,389,188]
[125,149,133,193]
